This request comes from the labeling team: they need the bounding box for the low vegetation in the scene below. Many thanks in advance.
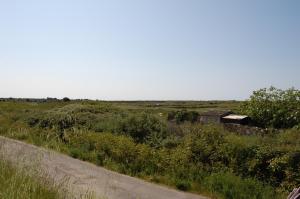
[0,159,65,199]
[0,88,299,199]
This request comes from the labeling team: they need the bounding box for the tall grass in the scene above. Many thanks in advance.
[0,159,65,199]
[203,172,284,199]
[0,158,99,199]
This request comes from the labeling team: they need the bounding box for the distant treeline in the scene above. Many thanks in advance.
[0,97,74,103]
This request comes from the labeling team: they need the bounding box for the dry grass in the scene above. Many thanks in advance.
[0,158,65,199]
[0,157,99,199]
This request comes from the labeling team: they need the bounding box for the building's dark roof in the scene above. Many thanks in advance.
[199,110,232,117]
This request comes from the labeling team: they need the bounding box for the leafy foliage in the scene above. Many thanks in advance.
[119,112,167,144]
[204,172,280,199]
[241,87,300,128]
[168,110,199,124]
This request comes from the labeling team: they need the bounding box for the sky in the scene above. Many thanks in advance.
[0,0,299,100]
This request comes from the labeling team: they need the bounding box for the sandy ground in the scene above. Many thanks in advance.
[0,136,209,199]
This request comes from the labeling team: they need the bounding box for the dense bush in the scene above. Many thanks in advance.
[168,110,199,123]
[62,126,290,198]
[119,112,167,144]
[65,130,165,175]
[204,172,280,199]
[25,103,119,131]
[62,97,71,102]
[181,125,300,192]
[241,87,300,128]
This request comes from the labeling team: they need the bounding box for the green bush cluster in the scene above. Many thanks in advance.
[27,105,169,148]
[167,110,199,124]
[61,125,291,198]
[204,172,279,199]
[27,104,116,128]
[241,87,300,128]
[186,125,300,191]
[118,112,167,145]
[65,130,168,175]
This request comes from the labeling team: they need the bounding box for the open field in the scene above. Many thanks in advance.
[0,99,299,199]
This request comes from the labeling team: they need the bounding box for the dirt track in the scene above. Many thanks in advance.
[0,136,209,199]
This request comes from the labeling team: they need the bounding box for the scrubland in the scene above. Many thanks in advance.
[0,88,299,199]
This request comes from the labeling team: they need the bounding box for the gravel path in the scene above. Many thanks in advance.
[0,136,209,199]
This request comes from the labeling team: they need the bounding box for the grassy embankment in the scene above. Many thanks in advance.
[0,158,65,199]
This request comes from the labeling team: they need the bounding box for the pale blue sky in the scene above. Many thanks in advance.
[0,0,299,100]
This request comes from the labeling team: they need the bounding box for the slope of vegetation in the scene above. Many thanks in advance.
[0,159,65,199]
[0,88,299,199]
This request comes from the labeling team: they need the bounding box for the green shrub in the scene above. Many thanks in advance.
[204,172,281,199]
[120,112,167,143]
[69,147,82,159]
[168,110,199,124]
[175,179,191,191]
[188,124,226,168]
[62,97,71,102]
[241,87,300,128]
